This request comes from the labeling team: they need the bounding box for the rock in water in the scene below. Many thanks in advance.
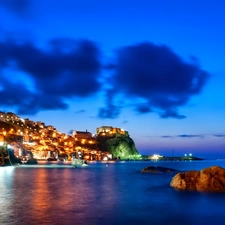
[141,166,179,173]
[26,158,38,165]
[170,166,225,192]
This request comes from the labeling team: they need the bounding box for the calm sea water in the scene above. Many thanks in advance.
[1,160,225,225]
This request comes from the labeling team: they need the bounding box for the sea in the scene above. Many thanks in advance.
[1,160,225,225]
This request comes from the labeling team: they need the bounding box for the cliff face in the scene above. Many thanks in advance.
[97,135,138,159]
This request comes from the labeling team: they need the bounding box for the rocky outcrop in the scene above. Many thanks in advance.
[170,166,225,192]
[8,148,22,165]
[141,166,179,173]
[25,152,38,165]
[97,135,138,159]
[26,158,38,164]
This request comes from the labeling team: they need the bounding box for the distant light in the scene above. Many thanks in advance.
[189,153,192,156]
[152,154,159,160]
[184,154,187,156]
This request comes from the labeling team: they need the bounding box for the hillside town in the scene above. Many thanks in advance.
[0,111,133,164]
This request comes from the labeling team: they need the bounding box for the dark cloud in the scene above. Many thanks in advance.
[213,134,225,138]
[0,77,35,111]
[135,103,152,114]
[161,134,204,139]
[0,38,101,114]
[75,110,86,114]
[0,76,68,115]
[161,110,186,119]
[101,42,209,119]
[161,135,173,138]
[177,134,204,139]
[160,134,225,139]
[0,38,210,118]
[0,0,29,15]
[98,89,121,119]
[98,106,120,119]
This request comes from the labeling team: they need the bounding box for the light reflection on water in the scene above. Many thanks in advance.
[1,160,225,225]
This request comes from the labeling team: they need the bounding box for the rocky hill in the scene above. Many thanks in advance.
[97,135,138,159]
[0,111,139,161]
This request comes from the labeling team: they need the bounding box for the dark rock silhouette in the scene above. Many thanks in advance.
[141,166,180,173]
[170,166,225,192]
[8,148,22,165]
[26,158,38,164]
[26,153,38,165]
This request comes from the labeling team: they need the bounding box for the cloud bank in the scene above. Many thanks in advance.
[0,38,101,114]
[160,134,225,139]
[0,38,209,118]
[101,42,209,119]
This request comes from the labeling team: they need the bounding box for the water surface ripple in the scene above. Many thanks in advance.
[1,160,225,225]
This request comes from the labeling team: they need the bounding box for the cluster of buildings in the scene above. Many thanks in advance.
[0,111,128,162]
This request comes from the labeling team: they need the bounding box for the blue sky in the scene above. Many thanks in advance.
[0,0,225,158]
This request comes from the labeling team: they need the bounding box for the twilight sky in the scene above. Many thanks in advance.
[0,0,225,158]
